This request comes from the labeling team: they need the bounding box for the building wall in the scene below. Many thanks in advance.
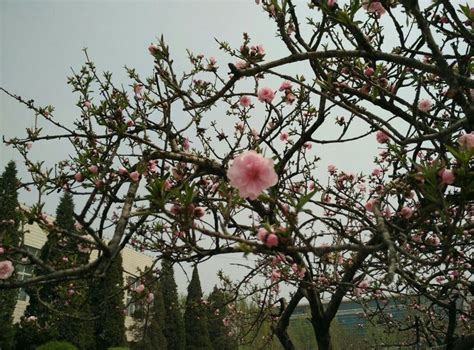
[13,221,154,342]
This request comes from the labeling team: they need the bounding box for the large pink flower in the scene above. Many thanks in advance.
[227,150,278,200]
[257,87,275,103]
[0,260,14,279]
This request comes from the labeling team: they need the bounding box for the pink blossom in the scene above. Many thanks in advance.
[239,95,252,107]
[84,101,92,109]
[285,92,296,104]
[279,132,289,141]
[209,56,217,65]
[418,99,433,112]
[440,168,455,185]
[266,233,279,248]
[363,1,386,16]
[235,60,247,70]
[118,166,128,175]
[74,172,84,182]
[88,165,98,174]
[26,143,33,150]
[257,228,269,242]
[303,142,312,150]
[194,207,206,218]
[77,243,91,254]
[0,247,4,254]
[371,168,382,176]
[364,199,376,212]
[227,150,278,200]
[399,207,413,219]
[127,119,134,127]
[163,179,172,191]
[235,122,245,132]
[134,84,144,97]
[271,269,281,282]
[129,171,140,182]
[146,292,154,303]
[183,137,190,151]
[327,164,337,173]
[327,0,337,7]
[0,260,14,279]
[222,318,231,327]
[358,280,370,289]
[257,87,275,103]
[376,130,390,144]
[364,67,375,76]
[279,80,292,91]
[148,44,159,56]
[292,264,306,279]
[135,283,145,293]
[458,132,474,149]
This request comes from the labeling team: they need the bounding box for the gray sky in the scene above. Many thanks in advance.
[0,0,410,295]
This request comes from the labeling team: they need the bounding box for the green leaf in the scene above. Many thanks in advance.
[296,189,318,213]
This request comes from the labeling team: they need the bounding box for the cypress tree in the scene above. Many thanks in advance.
[0,161,21,350]
[132,280,168,350]
[207,286,238,350]
[184,266,211,350]
[90,253,127,349]
[54,193,95,350]
[161,259,185,350]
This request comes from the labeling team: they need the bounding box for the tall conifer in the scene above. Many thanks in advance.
[90,253,127,349]
[0,161,21,350]
[161,259,185,350]
[207,286,238,350]
[184,266,211,350]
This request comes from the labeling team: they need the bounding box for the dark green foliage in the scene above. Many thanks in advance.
[35,340,78,350]
[17,193,95,350]
[184,266,211,350]
[161,259,185,350]
[90,253,127,349]
[54,193,95,350]
[207,286,238,350]
[0,161,21,350]
[131,280,168,350]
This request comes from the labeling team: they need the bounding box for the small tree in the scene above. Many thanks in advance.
[90,253,126,349]
[161,259,185,350]
[184,266,211,350]
[0,161,21,350]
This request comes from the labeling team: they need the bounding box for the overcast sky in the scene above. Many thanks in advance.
[0,0,412,295]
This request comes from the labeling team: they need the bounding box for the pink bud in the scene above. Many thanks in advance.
[364,67,375,76]
[265,233,279,248]
[148,44,159,56]
[376,130,390,144]
[129,171,140,182]
[440,168,455,185]
[74,172,84,182]
[279,132,289,141]
[399,206,413,219]
[118,167,128,175]
[88,165,98,174]
[146,292,154,303]
[194,207,206,218]
[135,283,145,293]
